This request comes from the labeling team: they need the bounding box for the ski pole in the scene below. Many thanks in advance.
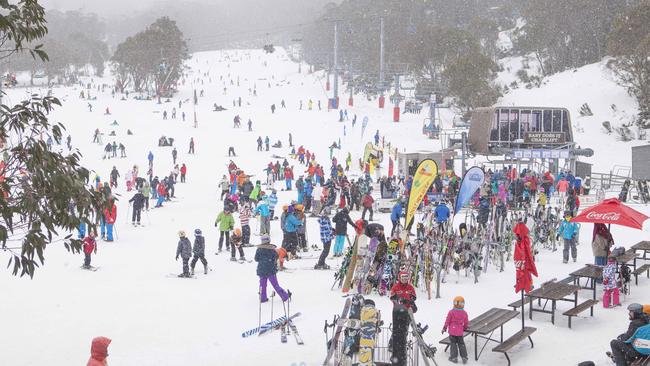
[113,224,118,240]
[270,291,276,321]
[258,285,263,330]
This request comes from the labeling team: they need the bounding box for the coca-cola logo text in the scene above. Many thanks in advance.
[586,212,621,221]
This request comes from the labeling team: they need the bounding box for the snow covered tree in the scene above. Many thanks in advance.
[0,0,107,277]
[607,1,650,128]
[443,50,501,113]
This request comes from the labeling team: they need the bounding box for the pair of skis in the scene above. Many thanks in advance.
[241,312,301,338]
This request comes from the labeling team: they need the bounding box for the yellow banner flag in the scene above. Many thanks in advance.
[405,159,438,229]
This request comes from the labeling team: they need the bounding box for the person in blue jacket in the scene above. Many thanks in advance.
[254,235,289,302]
[255,199,271,235]
[610,303,650,365]
[391,200,403,235]
[267,190,278,219]
[147,151,154,169]
[283,206,303,255]
[557,213,580,263]
[434,201,451,230]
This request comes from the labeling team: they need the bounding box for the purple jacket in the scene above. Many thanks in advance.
[443,309,469,337]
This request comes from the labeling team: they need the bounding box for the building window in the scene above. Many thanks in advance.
[562,110,570,137]
[499,108,509,141]
[520,110,531,135]
[532,110,542,132]
[553,110,562,132]
[543,110,552,132]
[490,110,499,140]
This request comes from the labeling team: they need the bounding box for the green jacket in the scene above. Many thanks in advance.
[250,184,261,201]
[141,184,151,197]
[215,212,234,231]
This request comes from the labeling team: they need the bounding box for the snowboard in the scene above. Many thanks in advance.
[391,304,410,366]
[358,300,378,366]
[342,235,366,293]
[340,294,364,361]
[356,238,379,294]
[380,239,399,295]
[80,265,100,272]
[323,298,352,366]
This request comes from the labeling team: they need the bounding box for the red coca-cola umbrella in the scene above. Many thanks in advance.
[571,198,649,229]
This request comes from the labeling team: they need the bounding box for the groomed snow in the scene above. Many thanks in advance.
[0,48,647,366]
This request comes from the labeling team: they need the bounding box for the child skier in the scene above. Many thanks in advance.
[230,228,246,261]
[190,229,208,275]
[254,235,290,302]
[175,231,192,277]
[239,202,253,246]
[442,296,469,364]
[603,256,621,308]
[82,232,97,269]
[215,209,235,252]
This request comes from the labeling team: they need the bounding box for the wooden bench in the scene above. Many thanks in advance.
[508,296,532,310]
[633,264,650,285]
[492,326,536,366]
[563,299,599,328]
[559,276,575,285]
[439,332,470,352]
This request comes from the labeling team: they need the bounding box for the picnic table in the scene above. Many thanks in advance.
[613,248,639,271]
[631,241,650,284]
[525,280,579,324]
[569,265,603,300]
[632,241,650,261]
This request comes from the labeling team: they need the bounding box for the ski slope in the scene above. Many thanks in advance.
[0,48,648,366]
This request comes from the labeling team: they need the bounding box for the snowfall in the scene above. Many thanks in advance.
[0,47,648,366]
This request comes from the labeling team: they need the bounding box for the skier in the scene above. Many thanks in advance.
[230,228,246,261]
[215,209,235,253]
[220,175,230,200]
[289,133,293,147]
[128,189,146,226]
[172,147,178,164]
[434,201,451,231]
[390,200,403,235]
[189,138,195,154]
[86,336,111,366]
[281,99,286,108]
[271,104,276,114]
[190,229,208,274]
[331,207,355,257]
[248,119,252,131]
[315,213,333,269]
[255,235,290,302]
[102,200,117,242]
[228,146,236,157]
[361,192,374,221]
[148,151,154,169]
[255,198,271,235]
[442,296,469,364]
[557,213,580,263]
[110,166,119,188]
[180,164,187,183]
[119,143,126,157]
[265,136,270,151]
[257,136,263,151]
[283,205,303,256]
[239,202,253,245]
[82,232,97,269]
[175,231,192,277]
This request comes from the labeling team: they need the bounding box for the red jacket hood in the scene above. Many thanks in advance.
[513,222,529,238]
[90,337,111,361]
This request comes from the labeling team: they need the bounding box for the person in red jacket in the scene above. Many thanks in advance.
[156,182,167,207]
[101,200,117,241]
[82,232,97,269]
[284,166,294,190]
[180,163,187,183]
[361,193,374,221]
[86,336,111,366]
[390,271,417,312]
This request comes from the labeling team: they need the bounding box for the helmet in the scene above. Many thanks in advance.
[643,304,650,315]
[295,204,304,211]
[178,230,186,237]
[234,228,242,236]
[453,296,465,308]
[628,303,643,316]
[194,229,202,236]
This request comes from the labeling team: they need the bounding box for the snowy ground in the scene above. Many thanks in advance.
[0,49,648,366]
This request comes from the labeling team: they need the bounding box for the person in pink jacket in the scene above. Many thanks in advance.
[87,336,111,366]
[442,296,469,364]
[556,178,569,198]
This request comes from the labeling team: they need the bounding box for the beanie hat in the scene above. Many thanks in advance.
[453,296,465,308]
[261,235,271,244]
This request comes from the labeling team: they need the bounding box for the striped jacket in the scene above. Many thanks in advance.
[318,216,333,243]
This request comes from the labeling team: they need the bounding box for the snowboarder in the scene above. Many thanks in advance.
[442,296,469,364]
[191,229,208,274]
[175,231,192,277]
[82,232,97,269]
[255,235,290,302]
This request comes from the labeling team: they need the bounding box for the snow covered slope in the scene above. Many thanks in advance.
[0,48,648,366]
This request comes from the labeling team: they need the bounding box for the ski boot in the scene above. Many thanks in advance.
[203,266,208,275]
[314,263,323,270]
[239,256,246,262]
[191,268,195,276]
[177,273,187,278]
[230,257,237,262]
[448,357,458,364]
